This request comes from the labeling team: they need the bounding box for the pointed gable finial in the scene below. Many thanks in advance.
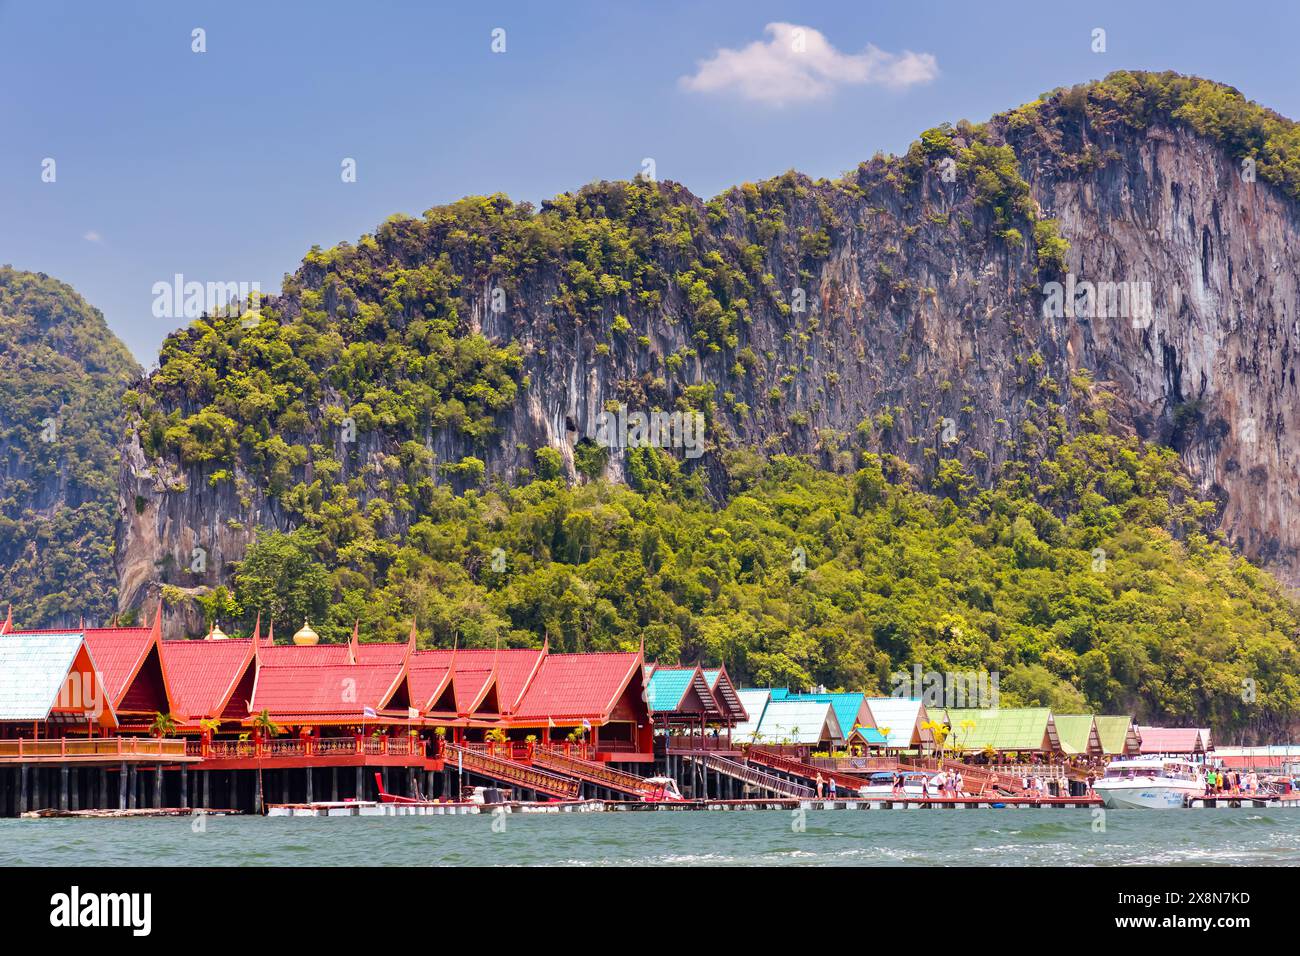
[348,620,360,664]
[264,620,275,646]
[0,604,11,635]
[251,612,261,643]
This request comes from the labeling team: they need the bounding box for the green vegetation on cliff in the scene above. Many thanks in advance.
[200,426,1299,739]
[0,267,140,625]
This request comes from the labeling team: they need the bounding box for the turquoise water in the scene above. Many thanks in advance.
[2,808,1298,866]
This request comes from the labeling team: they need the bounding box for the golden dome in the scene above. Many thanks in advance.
[208,622,228,640]
[292,619,320,646]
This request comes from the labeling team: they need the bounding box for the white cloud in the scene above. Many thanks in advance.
[679,23,938,107]
[82,230,102,243]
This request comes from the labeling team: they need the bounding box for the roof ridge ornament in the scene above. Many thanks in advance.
[293,619,320,646]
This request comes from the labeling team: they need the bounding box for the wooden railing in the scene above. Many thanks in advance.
[445,744,580,800]
[747,747,873,792]
[804,755,899,773]
[183,736,432,760]
[462,741,535,762]
[663,735,736,753]
[533,746,654,796]
[0,737,189,761]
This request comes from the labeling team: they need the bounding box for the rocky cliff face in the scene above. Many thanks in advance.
[114,73,1300,622]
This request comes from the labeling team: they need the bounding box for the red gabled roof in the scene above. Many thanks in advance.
[439,647,543,714]
[408,657,455,713]
[353,624,417,668]
[258,643,353,666]
[354,643,410,666]
[161,638,256,721]
[1135,726,1208,754]
[513,651,644,722]
[249,661,408,719]
[411,647,499,715]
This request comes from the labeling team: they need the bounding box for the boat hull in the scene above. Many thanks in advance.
[1094,783,1198,809]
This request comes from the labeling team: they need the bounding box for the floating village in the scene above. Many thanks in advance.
[1,605,1298,818]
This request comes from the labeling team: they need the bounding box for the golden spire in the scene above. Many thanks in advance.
[292,619,320,646]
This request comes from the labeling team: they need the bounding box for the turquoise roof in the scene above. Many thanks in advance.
[846,726,888,746]
[701,668,720,687]
[769,688,790,700]
[646,668,695,712]
[785,692,868,743]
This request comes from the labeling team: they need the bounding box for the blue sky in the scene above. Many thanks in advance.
[3,0,1298,363]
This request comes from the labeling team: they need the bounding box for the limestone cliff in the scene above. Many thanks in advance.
[115,71,1300,621]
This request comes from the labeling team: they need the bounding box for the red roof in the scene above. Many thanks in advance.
[410,648,497,715]
[446,648,544,713]
[354,642,410,665]
[250,661,407,719]
[161,638,256,720]
[258,643,353,666]
[408,657,454,712]
[1136,726,1208,754]
[513,652,643,722]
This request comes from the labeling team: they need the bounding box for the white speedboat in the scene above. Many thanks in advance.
[1093,758,1203,809]
[857,771,939,798]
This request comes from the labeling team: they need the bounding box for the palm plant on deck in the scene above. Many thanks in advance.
[149,712,178,738]
[251,709,281,813]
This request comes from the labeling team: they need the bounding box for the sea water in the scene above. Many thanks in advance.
[2,808,1298,866]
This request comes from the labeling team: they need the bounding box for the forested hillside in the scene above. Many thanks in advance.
[0,267,141,625]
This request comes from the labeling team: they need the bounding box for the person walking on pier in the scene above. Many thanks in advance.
[814,772,825,798]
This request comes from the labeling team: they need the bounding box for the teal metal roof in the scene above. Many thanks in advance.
[0,632,85,720]
[846,725,888,746]
[646,667,695,713]
[785,692,869,743]
[755,699,844,744]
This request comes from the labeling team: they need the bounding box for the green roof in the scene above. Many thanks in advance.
[1095,715,1137,756]
[1053,714,1099,755]
[943,708,1057,752]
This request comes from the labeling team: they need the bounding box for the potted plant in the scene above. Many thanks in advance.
[149,711,177,738]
